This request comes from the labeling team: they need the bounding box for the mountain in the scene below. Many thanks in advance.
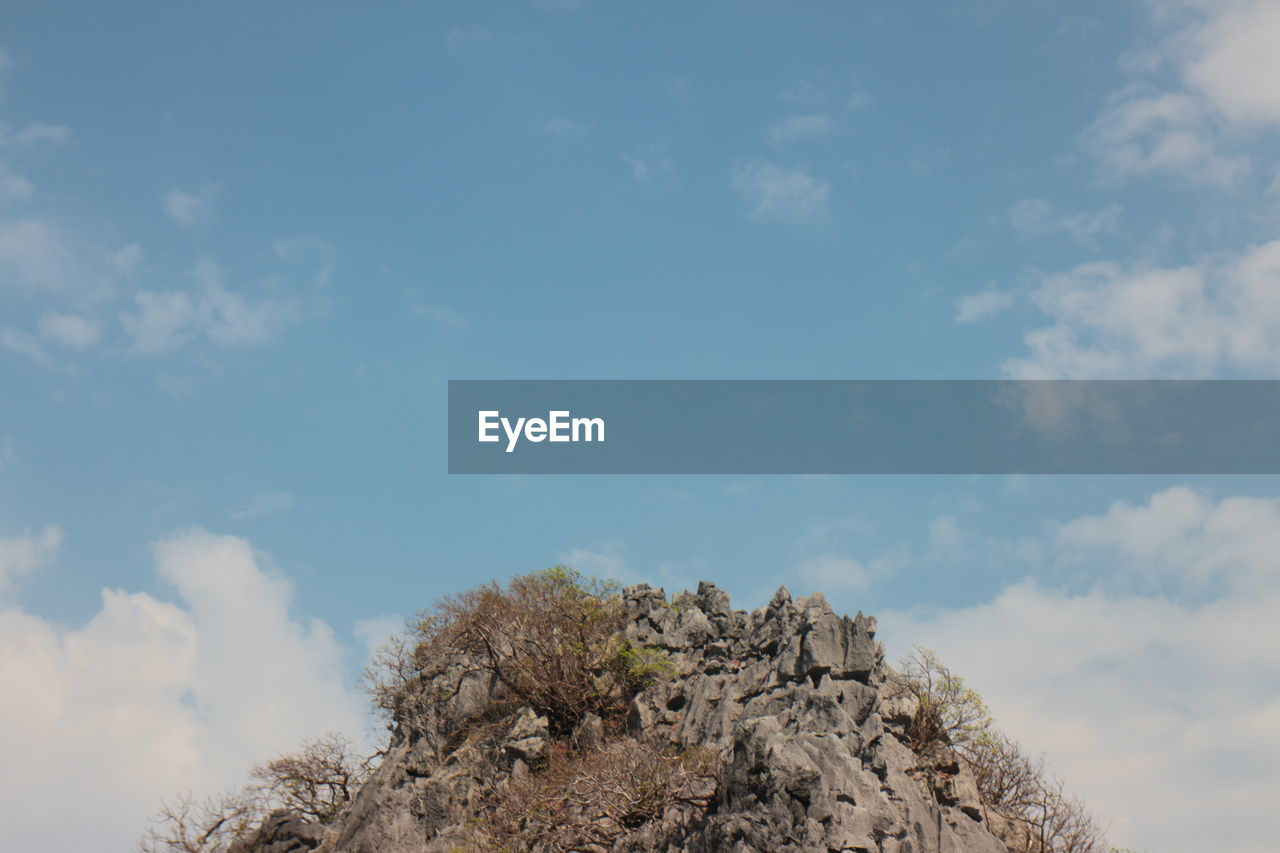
[231,580,1037,853]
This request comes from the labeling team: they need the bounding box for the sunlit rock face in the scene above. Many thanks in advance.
[269,582,1009,853]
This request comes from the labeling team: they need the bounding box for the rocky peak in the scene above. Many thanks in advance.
[305,582,1008,853]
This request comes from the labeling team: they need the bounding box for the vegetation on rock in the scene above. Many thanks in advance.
[140,570,1124,853]
[894,646,1109,853]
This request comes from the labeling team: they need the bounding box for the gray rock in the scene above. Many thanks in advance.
[228,810,325,853]
[304,581,1008,853]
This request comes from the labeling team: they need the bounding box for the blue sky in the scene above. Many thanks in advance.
[3,2,1280,852]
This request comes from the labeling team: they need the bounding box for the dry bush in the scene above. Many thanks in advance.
[372,567,671,738]
[966,730,1045,819]
[137,790,263,853]
[364,623,420,727]
[249,731,369,824]
[139,732,369,852]
[467,737,720,852]
[897,645,993,758]
[896,647,1109,853]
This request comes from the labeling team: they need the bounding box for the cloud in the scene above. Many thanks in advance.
[793,554,871,592]
[120,290,196,353]
[37,312,99,349]
[0,219,78,293]
[536,116,589,138]
[621,139,676,185]
[105,243,144,277]
[229,492,295,521]
[954,288,1015,323]
[561,546,627,581]
[407,292,468,330]
[1083,86,1249,187]
[0,527,365,853]
[0,327,57,369]
[0,525,61,602]
[730,158,830,221]
[445,24,490,55]
[1181,1,1280,124]
[163,185,219,227]
[768,114,835,146]
[353,614,406,660]
[0,163,33,205]
[2,123,70,147]
[120,260,297,354]
[1006,197,1122,247]
[880,486,1280,853]
[1081,2,1280,188]
[1003,239,1280,377]
[1053,486,1280,594]
[778,79,872,112]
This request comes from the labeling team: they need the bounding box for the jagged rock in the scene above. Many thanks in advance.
[503,706,549,765]
[229,810,325,853]
[297,582,1010,853]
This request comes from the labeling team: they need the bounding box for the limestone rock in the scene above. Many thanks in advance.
[273,581,1012,853]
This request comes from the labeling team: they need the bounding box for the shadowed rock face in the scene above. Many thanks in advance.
[300,582,1008,853]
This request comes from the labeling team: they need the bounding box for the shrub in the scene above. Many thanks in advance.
[896,645,993,759]
[138,732,368,852]
[248,731,369,825]
[896,647,1109,853]
[137,791,263,853]
[375,566,669,737]
[467,737,720,852]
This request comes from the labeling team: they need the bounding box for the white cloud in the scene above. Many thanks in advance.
[881,486,1280,853]
[537,116,589,138]
[768,114,835,146]
[778,80,872,112]
[105,243,144,277]
[1082,1,1280,188]
[0,163,33,205]
[1083,87,1249,187]
[0,527,365,853]
[229,492,295,520]
[193,261,295,346]
[793,554,871,591]
[1182,1,1280,124]
[1006,197,1122,247]
[621,139,676,185]
[562,546,627,581]
[353,614,405,660]
[163,186,218,227]
[0,526,61,602]
[4,123,70,147]
[37,312,99,349]
[954,288,1015,323]
[0,327,56,369]
[408,292,468,330]
[121,260,297,354]
[1054,486,1280,594]
[845,89,873,111]
[730,158,830,221]
[1003,239,1280,377]
[0,219,78,293]
[445,24,490,56]
[120,289,195,354]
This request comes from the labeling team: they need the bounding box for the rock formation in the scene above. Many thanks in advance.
[259,582,1013,852]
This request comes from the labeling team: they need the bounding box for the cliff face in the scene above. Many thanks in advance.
[269,582,1010,853]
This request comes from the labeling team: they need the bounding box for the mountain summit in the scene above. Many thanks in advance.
[231,578,1050,853]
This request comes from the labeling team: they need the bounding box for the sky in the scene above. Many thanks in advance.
[1,1,1279,851]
